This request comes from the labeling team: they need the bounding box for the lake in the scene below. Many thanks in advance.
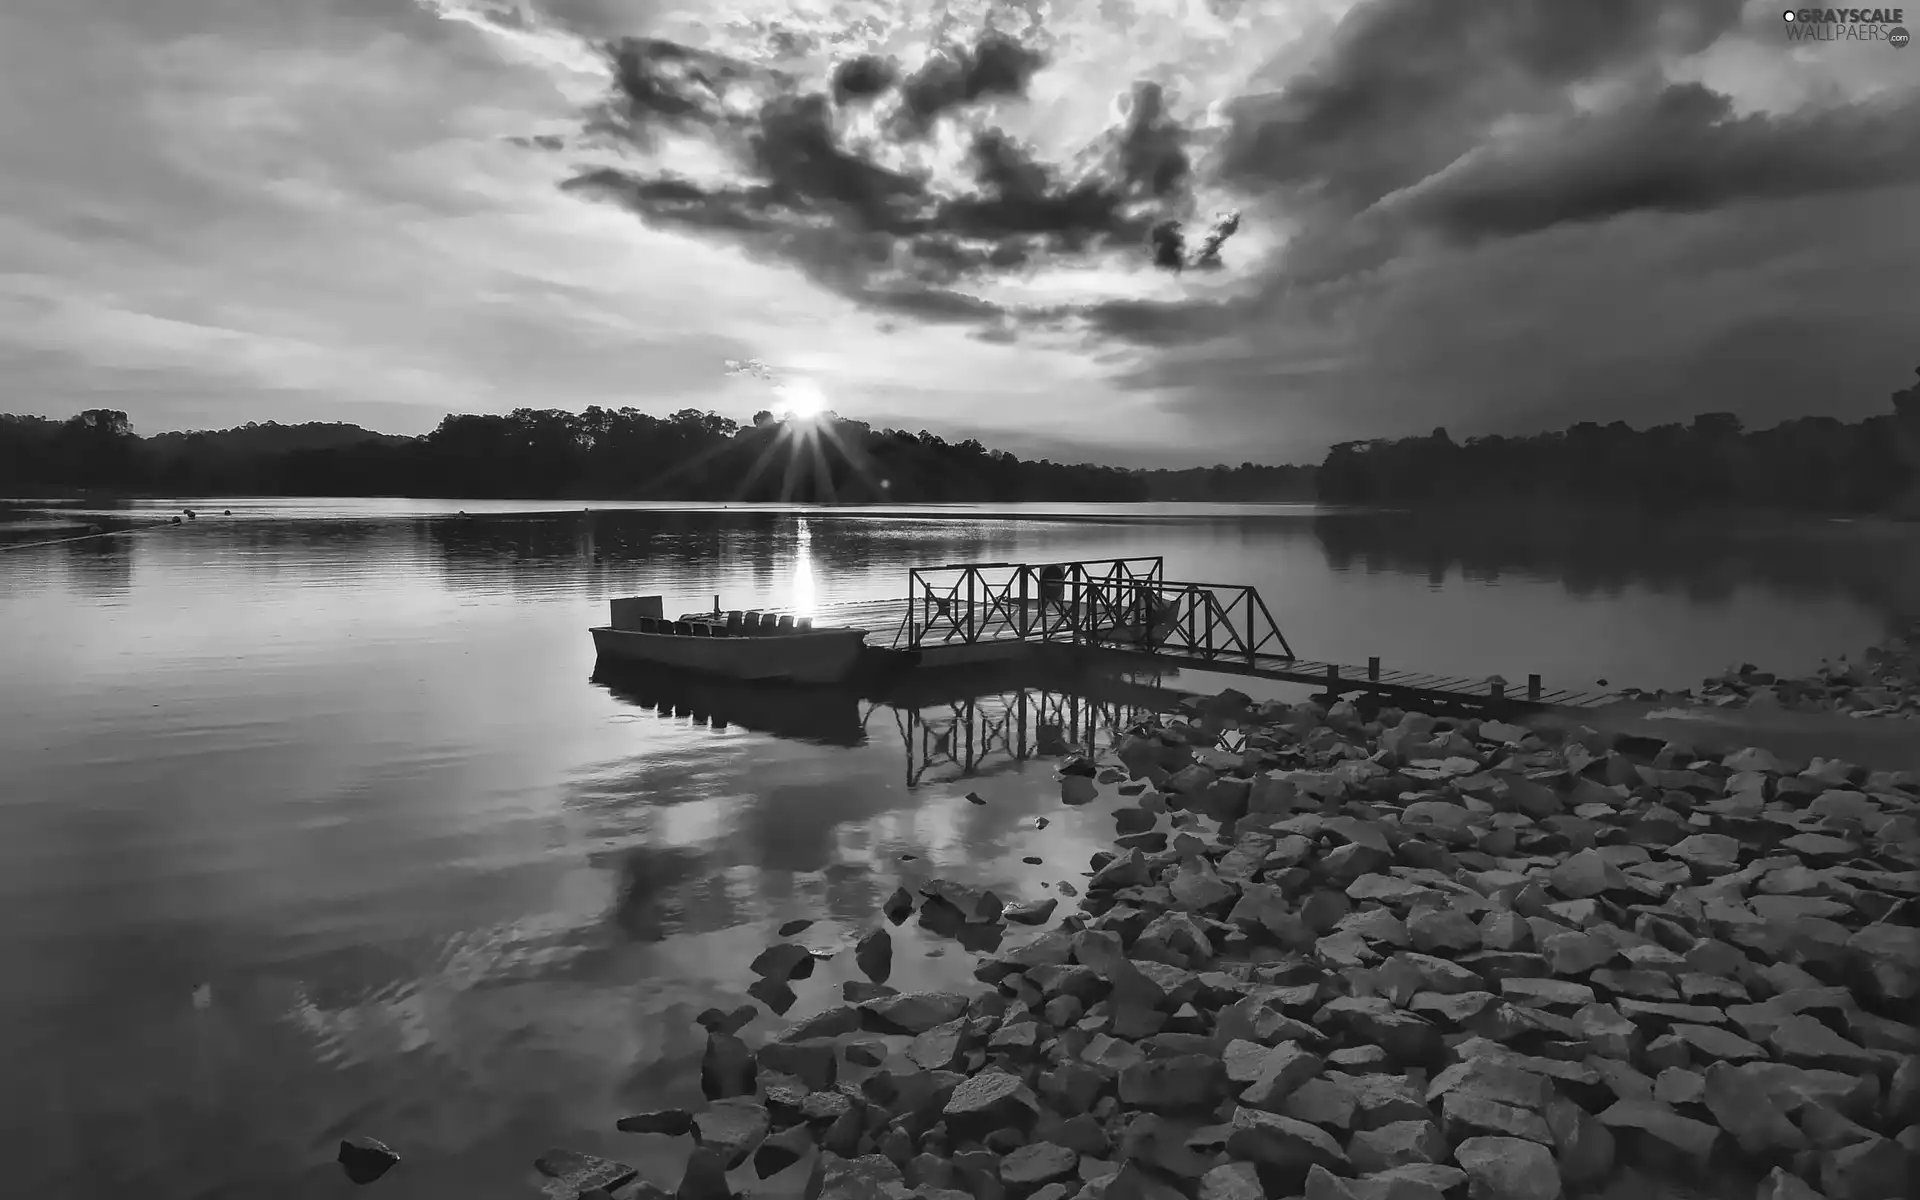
[1,498,1916,1199]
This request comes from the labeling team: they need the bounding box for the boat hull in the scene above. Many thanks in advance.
[589,625,871,684]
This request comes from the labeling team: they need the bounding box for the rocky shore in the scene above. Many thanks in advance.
[466,687,1915,1200]
[1615,625,1920,719]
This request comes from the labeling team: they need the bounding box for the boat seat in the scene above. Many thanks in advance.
[725,611,744,634]
[672,621,693,635]
[776,614,795,630]
[794,616,813,629]
[636,616,659,632]
[758,613,780,630]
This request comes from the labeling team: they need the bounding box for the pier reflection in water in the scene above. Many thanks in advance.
[588,659,1190,787]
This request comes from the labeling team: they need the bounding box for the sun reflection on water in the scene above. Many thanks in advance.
[791,518,816,616]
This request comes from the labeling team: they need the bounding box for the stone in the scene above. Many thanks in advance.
[1282,1077,1357,1129]
[1667,1022,1768,1062]
[1550,849,1624,899]
[1820,1137,1908,1200]
[1428,1058,1552,1112]
[1543,1094,1614,1186]
[1120,1054,1229,1112]
[1757,1166,1826,1200]
[883,886,915,924]
[1500,977,1594,1009]
[1407,909,1481,954]
[534,1148,639,1196]
[783,1004,863,1041]
[1768,1015,1879,1073]
[862,991,971,1034]
[943,1070,1039,1131]
[908,1020,967,1071]
[1452,1136,1561,1200]
[1001,1142,1078,1189]
[748,976,798,1014]
[845,1039,888,1068]
[1668,833,1742,874]
[675,1147,732,1200]
[1224,1106,1348,1171]
[1237,1041,1324,1110]
[1120,1112,1214,1179]
[813,1153,907,1200]
[1197,1162,1265,1200]
[921,879,1005,925]
[616,1109,695,1136]
[753,1123,815,1179]
[1347,1120,1446,1172]
[1653,1067,1704,1106]
[1595,1099,1720,1162]
[752,942,816,982]
[701,1032,757,1099]
[1005,898,1059,925]
[337,1137,400,1185]
[692,1098,770,1169]
[1440,1092,1553,1146]
[1169,858,1239,912]
[855,927,893,984]
[1701,1060,1810,1157]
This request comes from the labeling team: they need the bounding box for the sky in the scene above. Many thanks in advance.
[1,0,1916,467]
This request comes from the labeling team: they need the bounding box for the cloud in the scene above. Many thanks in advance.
[525,19,1255,328]
[1376,81,1920,240]
[831,55,897,105]
[1213,0,1748,207]
[892,29,1048,136]
[724,358,776,380]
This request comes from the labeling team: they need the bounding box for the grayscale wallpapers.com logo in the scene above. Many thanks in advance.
[1782,8,1911,45]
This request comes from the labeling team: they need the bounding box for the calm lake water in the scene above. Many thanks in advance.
[2,498,1916,1199]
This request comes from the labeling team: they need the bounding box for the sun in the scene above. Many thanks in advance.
[773,378,827,421]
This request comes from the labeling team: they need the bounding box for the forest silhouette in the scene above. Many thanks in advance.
[3,367,1915,512]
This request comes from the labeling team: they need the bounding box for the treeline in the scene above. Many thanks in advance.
[2,407,1259,503]
[6,368,1916,512]
[1136,463,1316,502]
[1318,368,1920,514]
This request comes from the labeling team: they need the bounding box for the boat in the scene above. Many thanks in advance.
[589,595,872,684]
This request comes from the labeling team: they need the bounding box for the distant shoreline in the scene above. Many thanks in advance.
[5,491,1913,520]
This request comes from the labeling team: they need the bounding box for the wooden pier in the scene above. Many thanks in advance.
[763,556,1626,716]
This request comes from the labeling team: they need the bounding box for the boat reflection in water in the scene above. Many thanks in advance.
[589,661,870,747]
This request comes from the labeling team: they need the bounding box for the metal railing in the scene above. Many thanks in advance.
[898,556,1295,664]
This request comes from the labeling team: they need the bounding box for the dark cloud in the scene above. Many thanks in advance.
[941,129,1143,248]
[1079,0,1911,349]
[831,55,896,105]
[1215,0,1745,208]
[550,29,1237,327]
[1382,83,1920,240]
[1145,208,1243,274]
[1191,210,1240,268]
[893,30,1047,136]
[750,93,926,233]
[1148,220,1184,270]
[1111,82,1190,198]
[602,37,785,135]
